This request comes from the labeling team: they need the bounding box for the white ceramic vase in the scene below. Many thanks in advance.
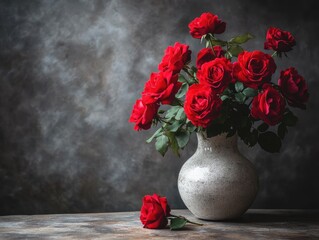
[178,133,258,220]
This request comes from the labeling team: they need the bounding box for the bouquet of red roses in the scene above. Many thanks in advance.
[129,12,309,156]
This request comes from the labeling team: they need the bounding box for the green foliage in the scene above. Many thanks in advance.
[178,75,188,83]
[175,108,186,121]
[220,95,229,101]
[235,82,244,92]
[283,111,298,126]
[166,132,180,156]
[155,135,169,156]
[242,88,258,97]
[165,106,180,121]
[146,128,163,143]
[166,120,183,132]
[235,92,246,103]
[186,121,197,132]
[224,51,232,59]
[175,131,190,149]
[170,217,187,230]
[206,123,224,138]
[258,131,282,153]
[175,83,189,99]
[257,123,269,132]
[228,44,243,57]
[229,33,254,44]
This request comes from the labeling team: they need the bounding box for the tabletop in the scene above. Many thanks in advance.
[0,209,318,239]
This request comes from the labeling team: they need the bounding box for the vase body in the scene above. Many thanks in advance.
[178,133,258,220]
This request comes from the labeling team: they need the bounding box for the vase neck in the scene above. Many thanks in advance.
[196,132,238,153]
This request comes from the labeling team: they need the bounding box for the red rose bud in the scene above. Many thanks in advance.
[264,27,296,53]
[142,71,181,105]
[188,12,226,39]
[197,57,233,93]
[129,99,159,131]
[184,84,222,128]
[158,42,191,74]
[140,194,171,229]
[251,85,286,126]
[233,50,276,89]
[196,46,225,69]
[278,67,309,109]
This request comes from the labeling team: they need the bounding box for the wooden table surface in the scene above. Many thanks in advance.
[0,209,318,239]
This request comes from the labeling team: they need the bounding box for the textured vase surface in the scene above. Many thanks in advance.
[178,133,258,220]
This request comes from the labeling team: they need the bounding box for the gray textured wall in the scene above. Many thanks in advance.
[0,0,318,215]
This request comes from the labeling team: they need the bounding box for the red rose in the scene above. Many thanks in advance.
[278,67,309,109]
[129,99,158,131]
[264,27,296,53]
[140,194,171,229]
[158,42,191,74]
[184,84,222,128]
[251,85,286,126]
[233,50,276,89]
[196,46,225,69]
[188,12,226,39]
[197,57,233,93]
[142,71,181,105]
[212,46,225,58]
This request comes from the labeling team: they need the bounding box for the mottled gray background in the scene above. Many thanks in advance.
[0,0,318,215]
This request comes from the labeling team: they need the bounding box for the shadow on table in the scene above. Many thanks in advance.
[232,210,319,224]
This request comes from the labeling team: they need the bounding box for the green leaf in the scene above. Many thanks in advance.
[166,132,180,157]
[206,123,223,138]
[210,39,227,46]
[200,34,206,43]
[239,116,252,129]
[165,106,181,120]
[283,111,298,126]
[235,92,246,103]
[248,129,258,147]
[175,83,189,99]
[175,131,190,149]
[158,110,165,114]
[257,122,269,132]
[222,88,232,95]
[235,82,244,92]
[146,128,163,143]
[206,41,210,48]
[220,95,229,101]
[277,123,287,139]
[242,88,258,97]
[166,121,183,132]
[190,66,197,74]
[170,217,187,230]
[258,131,282,153]
[187,121,197,132]
[175,108,186,121]
[226,127,236,138]
[178,75,188,83]
[229,33,254,44]
[155,134,169,156]
[228,45,244,57]
[225,51,232,59]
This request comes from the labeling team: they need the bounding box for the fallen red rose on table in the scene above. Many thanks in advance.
[140,194,202,230]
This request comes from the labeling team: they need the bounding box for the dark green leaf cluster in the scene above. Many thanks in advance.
[147,105,197,157]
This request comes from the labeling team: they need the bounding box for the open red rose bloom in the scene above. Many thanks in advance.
[140,194,171,229]
[129,11,309,154]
